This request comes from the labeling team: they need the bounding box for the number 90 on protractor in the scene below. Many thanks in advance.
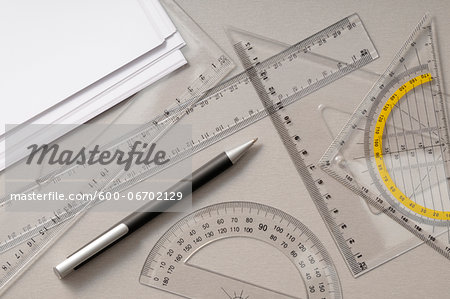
[140,202,342,299]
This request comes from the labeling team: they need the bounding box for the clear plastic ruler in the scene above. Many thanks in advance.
[0,12,377,292]
[319,14,450,275]
[0,0,234,292]
[140,201,342,299]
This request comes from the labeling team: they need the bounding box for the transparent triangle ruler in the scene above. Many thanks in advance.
[140,201,342,299]
[0,12,377,293]
[232,15,450,277]
[319,14,450,275]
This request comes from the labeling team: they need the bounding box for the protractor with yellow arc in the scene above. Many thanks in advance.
[365,68,450,225]
[320,12,450,246]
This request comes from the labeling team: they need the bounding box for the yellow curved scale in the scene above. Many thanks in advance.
[373,73,450,220]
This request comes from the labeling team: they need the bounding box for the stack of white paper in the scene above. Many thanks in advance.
[0,0,187,170]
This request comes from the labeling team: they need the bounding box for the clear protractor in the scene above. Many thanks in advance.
[139,201,342,299]
[365,68,450,225]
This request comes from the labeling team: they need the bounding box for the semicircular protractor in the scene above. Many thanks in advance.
[139,201,342,299]
[365,69,450,225]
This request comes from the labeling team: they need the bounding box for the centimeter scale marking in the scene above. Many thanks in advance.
[234,37,372,276]
[319,14,450,274]
[0,53,235,291]
[0,14,377,289]
[140,202,342,299]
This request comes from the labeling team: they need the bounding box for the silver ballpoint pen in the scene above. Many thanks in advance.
[54,138,258,278]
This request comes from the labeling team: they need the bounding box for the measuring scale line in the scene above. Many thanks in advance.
[154,262,301,299]
[0,13,378,292]
[233,32,377,276]
[365,71,450,224]
[140,202,342,298]
[0,2,237,290]
[59,13,378,207]
[8,14,374,203]
[0,54,235,247]
[2,27,371,208]
[0,56,234,205]
[372,73,450,221]
[363,67,438,217]
[320,14,450,273]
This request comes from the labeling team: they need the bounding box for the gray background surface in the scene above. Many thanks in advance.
[4,0,450,298]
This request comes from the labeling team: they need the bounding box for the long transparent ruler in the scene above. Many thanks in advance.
[0,0,234,292]
[0,13,377,292]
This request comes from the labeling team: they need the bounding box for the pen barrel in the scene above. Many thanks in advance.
[55,144,250,279]
[122,151,233,232]
[191,151,233,191]
[68,151,233,268]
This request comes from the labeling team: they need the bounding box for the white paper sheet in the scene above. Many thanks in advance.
[1,50,187,170]
[0,0,188,170]
[14,33,184,129]
[0,0,165,135]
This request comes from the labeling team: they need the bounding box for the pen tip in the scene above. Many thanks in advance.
[226,138,259,164]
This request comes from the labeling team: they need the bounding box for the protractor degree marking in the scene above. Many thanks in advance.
[373,73,450,220]
[140,202,342,299]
